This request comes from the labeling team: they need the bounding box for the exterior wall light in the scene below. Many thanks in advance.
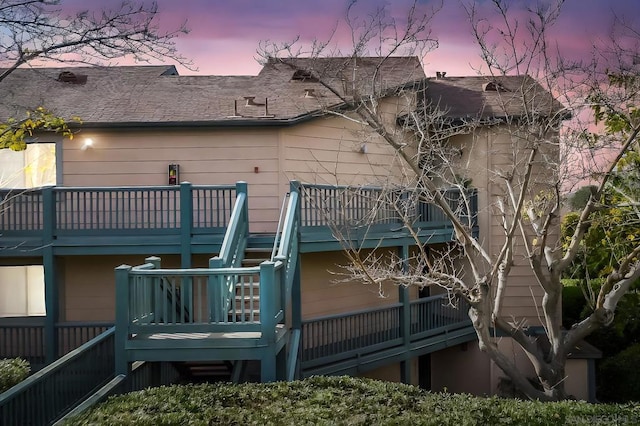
[81,138,94,150]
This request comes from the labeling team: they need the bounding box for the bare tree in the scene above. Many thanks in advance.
[260,0,640,400]
[0,0,190,149]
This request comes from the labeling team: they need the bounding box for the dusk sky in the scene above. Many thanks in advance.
[68,0,640,78]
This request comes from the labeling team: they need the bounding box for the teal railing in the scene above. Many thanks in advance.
[0,183,236,239]
[274,189,300,305]
[0,320,113,371]
[115,258,286,374]
[0,327,115,426]
[209,182,249,315]
[301,294,472,370]
[296,182,478,232]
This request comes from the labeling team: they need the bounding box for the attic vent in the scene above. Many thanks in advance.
[57,71,87,84]
[483,81,508,92]
[304,88,315,98]
[292,69,317,82]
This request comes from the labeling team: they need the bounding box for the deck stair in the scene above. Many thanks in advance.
[174,361,233,383]
[230,247,271,322]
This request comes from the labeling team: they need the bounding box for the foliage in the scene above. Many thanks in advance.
[0,358,30,393]
[0,107,80,151]
[561,193,639,282]
[599,343,640,402]
[562,280,640,356]
[68,376,640,425]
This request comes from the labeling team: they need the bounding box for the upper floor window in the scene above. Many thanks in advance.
[0,142,56,189]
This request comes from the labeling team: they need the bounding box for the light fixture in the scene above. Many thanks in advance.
[360,143,368,154]
[81,138,94,151]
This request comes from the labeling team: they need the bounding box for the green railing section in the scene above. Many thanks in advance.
[0,327,115,426]
[115,258,287,373]
[0,320,113,371]
[0,182,236,238]
[209,182,249,317]
[296,182,478,232]
[274,188,300,305]
[301,294,471,369]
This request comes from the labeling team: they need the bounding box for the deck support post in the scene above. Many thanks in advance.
[179,182,193,269]
[42,186,58,364]
[115,264,132,376]
[399,244,412,384]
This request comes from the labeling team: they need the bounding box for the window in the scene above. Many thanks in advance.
[0,143,55,317]
[0,266,46,317]
[0,142,56,188]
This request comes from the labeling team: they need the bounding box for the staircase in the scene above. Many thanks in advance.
[229,247,270,322]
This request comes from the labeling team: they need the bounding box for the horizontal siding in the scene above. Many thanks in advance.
[300,251,400,320]
[281,116,408,187]
[62,128,282,231]
[62,254,182,322]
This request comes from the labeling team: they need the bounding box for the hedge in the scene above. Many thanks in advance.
[0,358,30,393]
[68,376,640,425]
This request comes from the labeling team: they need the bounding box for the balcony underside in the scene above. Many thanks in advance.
[0,234,226,257]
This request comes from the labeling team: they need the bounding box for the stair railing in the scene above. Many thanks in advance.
[208,182,249,320]
[271,192,290,261]
[274,189,300,304]
[0,328,115,426]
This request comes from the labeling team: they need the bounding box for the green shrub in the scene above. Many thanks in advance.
[599,343,640,402]
[0,358,30,393]
[67,376,640,425]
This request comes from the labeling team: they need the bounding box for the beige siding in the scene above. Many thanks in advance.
[281,115,409,188]
[300,250,402,319]
[62,254,182,322]
[431,343,492,395]
[454,126,558,325]
[63,128,281,232]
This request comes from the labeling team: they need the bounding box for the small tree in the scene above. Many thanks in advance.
[261,0,640,400]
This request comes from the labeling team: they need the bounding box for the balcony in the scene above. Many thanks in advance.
[0,182,478,256]
[0,183,239,256]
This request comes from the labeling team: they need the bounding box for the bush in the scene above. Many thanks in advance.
[599,343,640,402]
[0,358,30,393]
[68,376,640,425]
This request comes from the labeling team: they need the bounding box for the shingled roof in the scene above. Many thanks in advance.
[0,60,564,128]
[0,57,425,127]
[425,75,566,121]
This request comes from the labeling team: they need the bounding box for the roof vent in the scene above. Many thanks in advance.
[483,81,508,92]
[435,71,446,79]
[57,71,87,84]
[244,96,265,106]
[292,69,318,82]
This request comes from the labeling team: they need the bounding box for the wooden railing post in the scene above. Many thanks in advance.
[115,264,132,376]
[145,256,161,321]
[235,181,248,226]
[42,186,59,363]
[180,182,193,269]
[260,261,276,343]
[398,244,412,383]
[208,257,224,322]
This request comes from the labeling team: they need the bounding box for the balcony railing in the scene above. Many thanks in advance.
[0,182,237,240]
[294,182,478,236]
[301,294,472,370]
[0,320,113,370]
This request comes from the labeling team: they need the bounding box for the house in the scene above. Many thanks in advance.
[0,56,593,419]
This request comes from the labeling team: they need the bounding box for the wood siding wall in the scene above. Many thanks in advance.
[62,128,280,232]
[453,127,558,324]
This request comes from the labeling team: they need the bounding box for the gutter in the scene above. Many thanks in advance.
[71,114,322,130]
